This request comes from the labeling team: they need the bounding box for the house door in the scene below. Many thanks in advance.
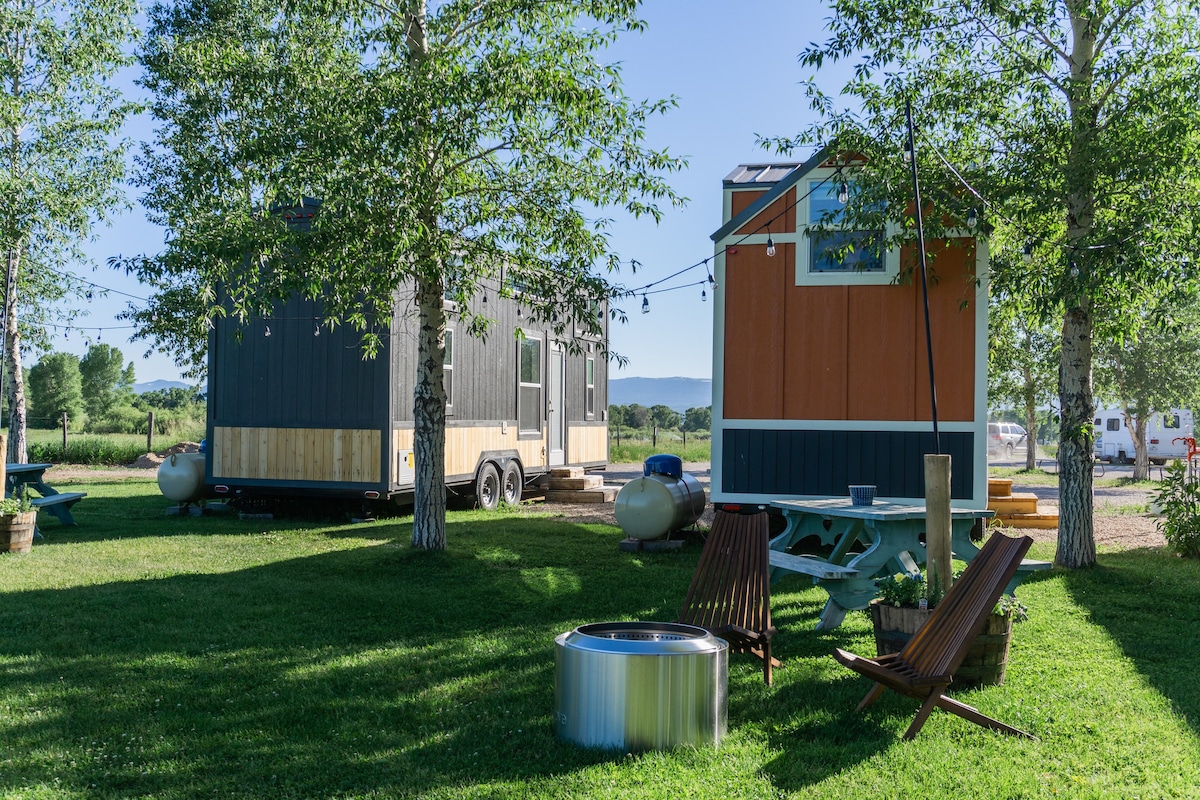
[548,346,565,466]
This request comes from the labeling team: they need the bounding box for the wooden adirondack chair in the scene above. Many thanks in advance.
[678,510,778,685]
[832,530,1035,739]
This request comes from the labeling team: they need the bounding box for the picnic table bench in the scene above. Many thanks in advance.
[768,498,1049,630]
[6,463,86,536]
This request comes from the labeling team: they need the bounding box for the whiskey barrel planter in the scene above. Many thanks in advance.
[0,512,38,554]
[869,600,1014,686]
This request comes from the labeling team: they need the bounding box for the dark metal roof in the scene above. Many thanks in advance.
[722,162,803,187]
[710,145,832,242]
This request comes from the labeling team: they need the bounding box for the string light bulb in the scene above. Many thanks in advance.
[701,286,707,302]
[641,294,649,314]
[837,179,849,205]
[902,139,914,164]
[766,233,776,258]
[264,325,272,337]
[966,207,978,228]
[1023,239,1034,262]
[314,324,320,337]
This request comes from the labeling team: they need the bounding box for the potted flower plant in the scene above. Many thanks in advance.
[870,570,1028,686]
[0,495,37,554]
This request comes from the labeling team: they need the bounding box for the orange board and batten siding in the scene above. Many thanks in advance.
[211,426,382,483]
[723,242,977,422]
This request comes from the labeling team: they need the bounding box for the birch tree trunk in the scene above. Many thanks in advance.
[412,268,448,550]
[4,247,27,464]
[403,1,449,551]
[1131,413,1149,481]
[1056,4,1100,569]
[1023,364,1038,469]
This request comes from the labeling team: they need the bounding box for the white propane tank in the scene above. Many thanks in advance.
[615,473,707,541]
[157,452,207,503]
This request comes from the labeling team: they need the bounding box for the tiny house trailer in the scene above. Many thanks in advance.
[709,150,989,509]
[205,270,608,509]
[1093,408,1193,464]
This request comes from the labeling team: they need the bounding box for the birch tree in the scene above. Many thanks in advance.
[0,0,139,461]
[787,0,1200,568]
[130,0,682,550]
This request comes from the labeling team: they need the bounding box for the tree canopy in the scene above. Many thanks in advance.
[787,0,1200,567]
[129,0,683,549]
[0,0,139,461]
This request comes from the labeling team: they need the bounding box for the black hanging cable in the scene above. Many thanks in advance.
[906,98,940,455]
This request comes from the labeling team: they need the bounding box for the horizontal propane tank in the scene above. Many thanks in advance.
[615,455,706,541]
[157,452,207,503]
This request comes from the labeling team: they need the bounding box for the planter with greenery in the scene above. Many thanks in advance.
[0,496,37,554]
[870,570,1028,686]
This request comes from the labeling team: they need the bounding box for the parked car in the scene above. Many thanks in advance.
[988,422,1027,457]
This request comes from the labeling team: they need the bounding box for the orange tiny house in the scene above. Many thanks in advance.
[709,150,988,508]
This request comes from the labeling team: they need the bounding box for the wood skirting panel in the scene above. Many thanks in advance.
[568,424,608,464]
[392,425,548,484]
[212,426,381,483]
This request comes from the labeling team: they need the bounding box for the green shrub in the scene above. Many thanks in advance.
[89,404,148,434]
[28,436,150,465]
[1152,460,1200,557]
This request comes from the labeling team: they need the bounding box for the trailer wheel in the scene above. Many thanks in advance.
[501,462,523,506]
[475,462,501,511]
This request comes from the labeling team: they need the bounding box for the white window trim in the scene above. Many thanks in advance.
[443,327,454,415]
[794,168,900,287]
[585,357,595,420]
[518,332,543,436]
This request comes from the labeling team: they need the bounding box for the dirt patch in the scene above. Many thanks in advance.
[42,442,202,481]
[521,463,1165,551]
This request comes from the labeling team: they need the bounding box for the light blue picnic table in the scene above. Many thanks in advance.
[6,463,86,537]
[767,498,1046,630]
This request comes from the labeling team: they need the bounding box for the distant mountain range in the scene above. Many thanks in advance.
[133,380,196,395]
[609,377,711,414]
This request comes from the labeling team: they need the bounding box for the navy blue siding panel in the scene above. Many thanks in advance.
[722,428,975,500]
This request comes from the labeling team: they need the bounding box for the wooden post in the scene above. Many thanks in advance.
[0,433,7,494]
[652,425,657,448]
[147,411,155,454]
[924,454,953,603]
[682,427,687,447]
[61,413,68,451]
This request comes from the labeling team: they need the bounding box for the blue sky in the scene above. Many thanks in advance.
[69,0,854,385]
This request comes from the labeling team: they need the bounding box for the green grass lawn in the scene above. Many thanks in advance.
[3,478,1200,798]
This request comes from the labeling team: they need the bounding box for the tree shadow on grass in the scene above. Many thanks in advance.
[1060,547,1200,735]
[0,516,711,797]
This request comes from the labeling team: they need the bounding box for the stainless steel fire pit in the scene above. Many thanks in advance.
[554,621,727,750]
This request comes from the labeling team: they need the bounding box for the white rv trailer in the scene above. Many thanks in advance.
[1093,408,1194,464]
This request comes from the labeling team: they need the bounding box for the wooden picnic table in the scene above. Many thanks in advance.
[6,463,86,534]
[768,498,1048,630]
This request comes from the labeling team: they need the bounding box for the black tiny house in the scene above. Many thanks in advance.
[205,283,609,508]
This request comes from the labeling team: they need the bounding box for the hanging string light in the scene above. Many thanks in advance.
[837,178,850,205]
[264,325,272,337]
[1023,239,1034,262]
[966,207,979,229]
[701,286,707,302]
[641,294,649,314]
[765,221,776,257]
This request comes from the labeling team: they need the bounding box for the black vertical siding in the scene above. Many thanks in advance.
[722,428,975,500]
[210,297,389,428]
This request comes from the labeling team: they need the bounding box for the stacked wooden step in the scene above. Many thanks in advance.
[988,478,1059,529]
[544,467,618,503]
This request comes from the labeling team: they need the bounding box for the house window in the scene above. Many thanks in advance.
[796,176,898,286]
[443,328,454,413]
[518,336,542,434]
[1107,418,1121,432]
[585,358,595,419]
